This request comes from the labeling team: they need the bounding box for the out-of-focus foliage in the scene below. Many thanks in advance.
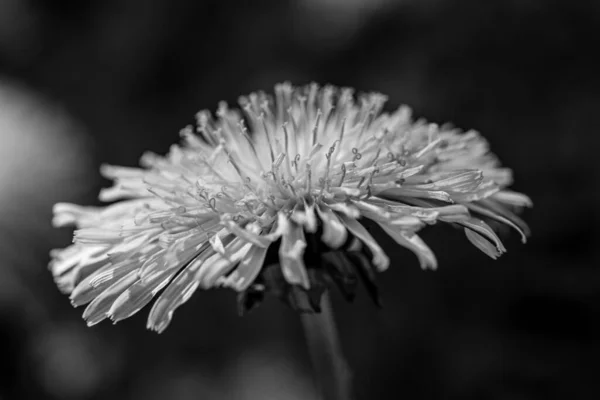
[0,0,597,399]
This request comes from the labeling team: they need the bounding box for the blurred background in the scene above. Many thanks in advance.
[0,0,598,399]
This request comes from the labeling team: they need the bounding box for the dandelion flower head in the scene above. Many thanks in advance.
[50,83,531,332]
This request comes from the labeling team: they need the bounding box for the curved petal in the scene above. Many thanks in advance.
[466,202,528,243]
[491,190,533,208]
[478,198,531,237]
[145,247,216,332]
[222,219,273,247]
[195,238,253,288]
[82,270,139,326]
[219,245,269,291]
[377,223,437,270]
[464,228,502,259]
[290,202,318,233]
[108,268,178,323]
[70,258,141,307]
[278,216,310,289]
[337,214,390,271]
[315,205,348,249]
[459,218,506,255]
[326,202,361,218]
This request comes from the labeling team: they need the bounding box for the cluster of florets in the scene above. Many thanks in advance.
[50,83,531,332]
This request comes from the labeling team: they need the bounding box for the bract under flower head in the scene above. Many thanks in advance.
[50,82,531,332]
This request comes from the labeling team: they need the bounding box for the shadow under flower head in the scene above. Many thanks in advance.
[49,83,531,333]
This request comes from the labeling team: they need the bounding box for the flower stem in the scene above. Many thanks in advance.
[300,292,353,400]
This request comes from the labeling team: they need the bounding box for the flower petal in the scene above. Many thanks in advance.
[391,197,470,223]
[413,170,483,191]
[378,223,437,270]
[466,202,528,243]
[290,202,318,233]
[49,244,108,292]
[108,268,178,323]
[222,219,273,248]
[478,198,531,237]
[350,200,391,220]
[326,202,361,218]
[337,214,390,271]
[82,270,139,326]
[52,203,99,228]
[278,215,310,289]
[74,228,123,245]
[195,238,253,288]
[459,218,506,255]
[315,205,348,249]
[380,187,453,203]
[464,228,502,259]
[491,190,533,208]
[219,245,269,291]
[139,238,211,279]
[146,248,216,333]
[450,180,499,202]
[70,258,141,307]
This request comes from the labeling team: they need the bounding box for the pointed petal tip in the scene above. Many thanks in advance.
[379,222,438,270]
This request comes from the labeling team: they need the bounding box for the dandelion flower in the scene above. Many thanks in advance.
[50,83,531,333]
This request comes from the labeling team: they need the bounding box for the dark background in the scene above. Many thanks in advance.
[0,0,598,399]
